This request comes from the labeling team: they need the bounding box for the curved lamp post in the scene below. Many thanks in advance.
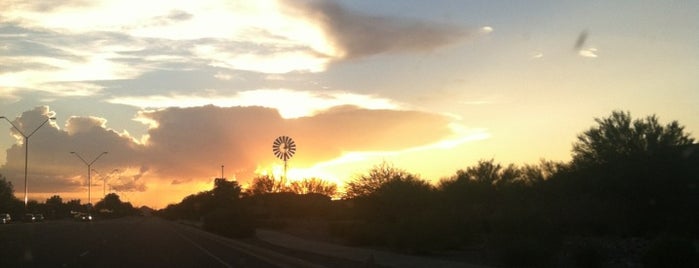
[0,116,56,207]
[71,151,108,207]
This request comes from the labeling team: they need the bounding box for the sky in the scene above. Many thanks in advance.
[1,0,698,208]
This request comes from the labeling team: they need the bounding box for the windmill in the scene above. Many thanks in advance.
[272,136,296,186]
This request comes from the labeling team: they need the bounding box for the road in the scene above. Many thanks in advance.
[0,216,309,268]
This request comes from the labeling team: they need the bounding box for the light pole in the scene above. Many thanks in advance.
[0,115,55,207]
[92,168,118,198]
[71,151,108,207]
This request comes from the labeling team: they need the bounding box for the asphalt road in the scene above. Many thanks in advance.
[0,217,291,268]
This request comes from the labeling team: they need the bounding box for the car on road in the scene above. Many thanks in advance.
[1,213,10,224]
[34,213,45,222]
[22,214,36,222]
[75,213,93,222]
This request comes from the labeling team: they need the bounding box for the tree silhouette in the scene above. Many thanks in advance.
[247,175,284,195]
[0,174,23,214]
[344,161,412,199]
[572,110,694,167]
[212,178,241,206]
[44,195,68,219]
[288,178,337,197]
[94,193,137,217]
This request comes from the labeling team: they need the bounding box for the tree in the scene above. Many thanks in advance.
[66,199,85,213]
[0,174,23,214]
[344,161,413,199]
[212,178,242,207]
[93,193,137,217]
[246,175,283,196]
[566,110,698,236]
[520,159,566,186]
[44,195,68,219]
[572,110,695,167]
[289,178,337,197]
[46,195,63,206]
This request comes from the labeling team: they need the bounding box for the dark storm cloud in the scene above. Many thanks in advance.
[282,0,472,59]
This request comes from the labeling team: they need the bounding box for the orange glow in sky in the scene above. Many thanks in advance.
[1,1,698,208]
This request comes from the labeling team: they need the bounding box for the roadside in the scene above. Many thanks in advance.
[176,219,490,268]
[255,228,489,268]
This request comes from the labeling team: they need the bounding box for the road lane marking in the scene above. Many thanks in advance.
[170,222,325,268]
[171,227,233,268]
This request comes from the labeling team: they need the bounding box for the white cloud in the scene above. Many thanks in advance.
[195,45,329,74]
[107,89,402,118]
[578,47,599,58]
[480,26,494,34]
[530,51,544,59]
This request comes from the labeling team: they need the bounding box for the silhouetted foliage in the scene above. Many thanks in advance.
[572,110,695,168]
[94,193,138,218]
[246,175,284,196]
[344,162,412,199]
[155,110,698,266]
[212,178,242,207]
[0,174,23,216]
[558,111,699,237]
[288,177,337,197]
[158,178,255,238]
[246,192,332,219]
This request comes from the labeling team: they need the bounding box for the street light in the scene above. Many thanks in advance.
[71,151,108,207]
[0,115,56,207]
[92,168,119,198]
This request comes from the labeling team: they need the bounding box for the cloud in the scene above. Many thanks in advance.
[1,105,454,201]
[0,22,147,95]
[281,0,474,59]
[1,107,141,194]
[2,0,477,88]
[149,9,194,26]
[480,26,494,34]
[107,89,402,118]
[578,47,598,58]
[1,0,336,81]
[530,51,544,59]
[0,0,93,13]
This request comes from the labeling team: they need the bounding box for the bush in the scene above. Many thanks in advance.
[202,208,255,238]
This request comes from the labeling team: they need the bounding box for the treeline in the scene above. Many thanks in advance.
[0,179,139,219]
[156,177,337,237]
[157,111,698,267]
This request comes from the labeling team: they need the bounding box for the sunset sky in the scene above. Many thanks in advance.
[1,0,698,208]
